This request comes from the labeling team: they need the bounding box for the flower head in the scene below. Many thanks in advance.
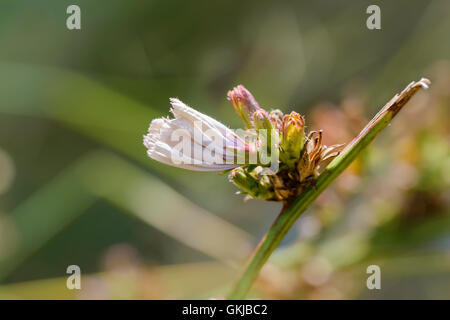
[143,85,343,204]
[143,98,254,171]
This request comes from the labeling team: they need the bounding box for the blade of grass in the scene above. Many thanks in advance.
[0,61,176,179]
[0,164,97,281]
[0,151,252,281]
[78,151,254,264]
[0,261,236,299]
[228,78,431,299]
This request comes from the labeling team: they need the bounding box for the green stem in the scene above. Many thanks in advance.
[228,78,430,299]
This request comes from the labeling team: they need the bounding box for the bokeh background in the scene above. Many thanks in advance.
[0,0,449,299]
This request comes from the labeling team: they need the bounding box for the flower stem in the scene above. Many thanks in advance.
[228,78,430,299]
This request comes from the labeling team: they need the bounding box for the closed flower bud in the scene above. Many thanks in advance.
[227,85,263,129]
[229,167,274,200]
[253,110,273,131]
[229,167,256,194]
[280,111,305,167]
[268,109,284,131]
[253,109,275,158]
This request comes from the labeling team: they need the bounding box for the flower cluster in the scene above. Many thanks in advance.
[143,85,343,204]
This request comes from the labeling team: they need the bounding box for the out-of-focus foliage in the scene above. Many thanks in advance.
[0,0,448,299]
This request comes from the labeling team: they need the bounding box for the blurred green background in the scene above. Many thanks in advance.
[0,0,449,299]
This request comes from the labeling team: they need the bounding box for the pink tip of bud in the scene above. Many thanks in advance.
[227,85,263,128]
[253,109,269,120]
[282,112,305,135]
[227,85,261,110]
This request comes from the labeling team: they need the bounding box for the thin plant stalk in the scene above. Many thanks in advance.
[228,78,431,299]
